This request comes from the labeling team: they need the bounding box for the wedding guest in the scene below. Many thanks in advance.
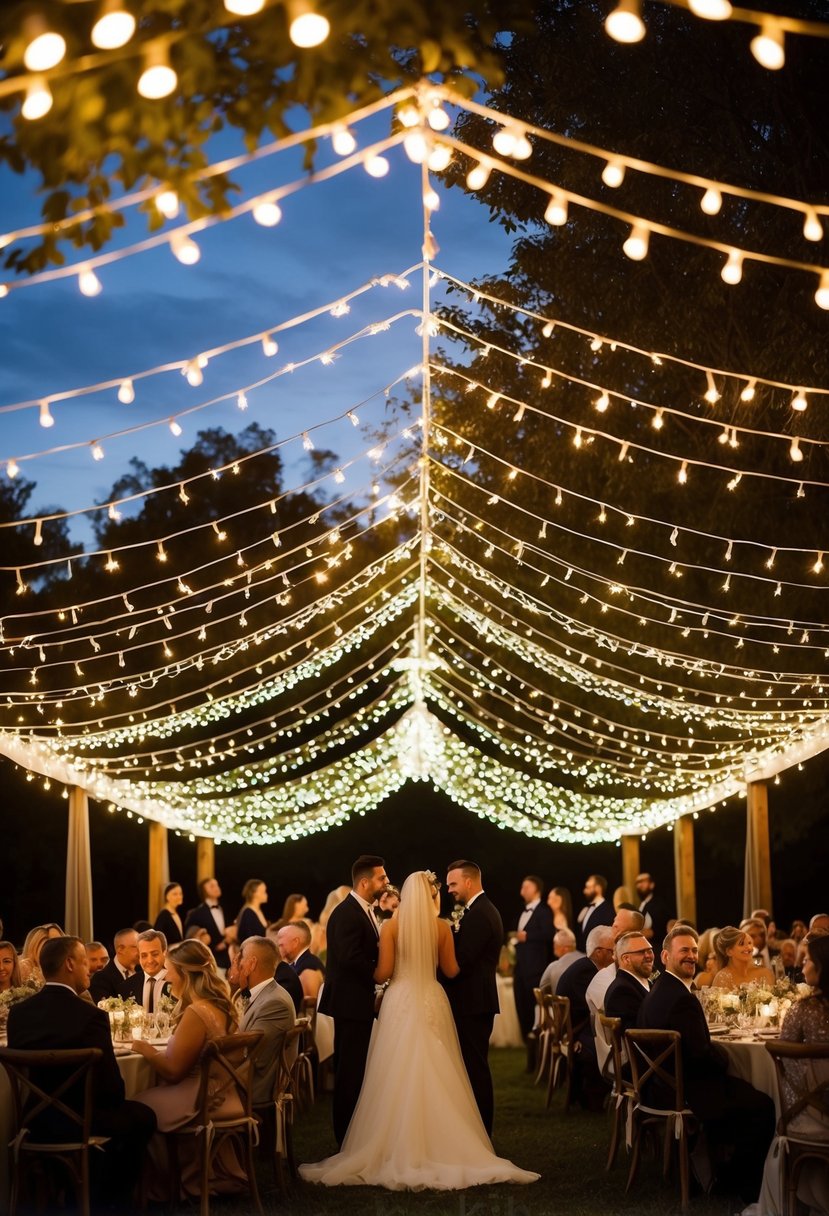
[154,882,185,945]
[576,874,615,951]
[137,929,170,1014]
[185,924,211,946]
[276,920,325,1002]
[741,917,775,969]
[546,886,574,932]
[711,925,775,991]
[612,885,634,911]
[236,935,295,1105]
[312,884,351,958]
[8,935,156,1209]
[635,872,670,945]
[790,919,807,943]
[131,939,246,1200]
[235,878,269,946]
[85,941,110,974]
[90,928,143,1004]
[557,924,615,1110]
[264,924,305,1012]
[538,928,584,994]
[183,877,232,969]
[0,940,21,992]
[772,937,802,983]
[605,931,653,1034]
[585,907,646,1023]
[19,922,63,984]
[637,925,774,1202]
[513,875,554,1039]
[281,892,310,923]
[809,912,829,935]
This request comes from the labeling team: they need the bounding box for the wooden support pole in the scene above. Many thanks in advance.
[621,835,640,900]
[147,822,169,922]
[196,836,215,889]
[673,815,697,928]
[65,787,93,941]
[744,781,772,920]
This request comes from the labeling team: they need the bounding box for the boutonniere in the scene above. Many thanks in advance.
[648,969,660,986]
[450,904,466,933]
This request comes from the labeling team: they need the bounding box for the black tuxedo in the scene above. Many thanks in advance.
[293,949,325,979]
[153,907,183,945]
[638,892,670,947]
[317,892,379,1145]
[513,901,554,1038]
[183,901,230,966]
[557,955,608,1110]
[441,892,503,1135]
[275,960,303,1013]
[637,972,774,1199]
[604,968,648,1035]
[89,959,143,1006]
[576,897,615,951]
[7,984,156,1206]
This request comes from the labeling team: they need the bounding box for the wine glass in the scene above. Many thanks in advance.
[155,1010,170,1039]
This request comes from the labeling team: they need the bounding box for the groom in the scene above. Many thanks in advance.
[444,859,503,1136]
[318,853,388,1146]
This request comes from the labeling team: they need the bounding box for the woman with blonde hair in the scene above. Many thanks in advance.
[711,925,775,991]
[19,923,63,984]
[312,885,351,958]
[694,926,721,988]
[0,941,22,993]
[132,939,245,1199]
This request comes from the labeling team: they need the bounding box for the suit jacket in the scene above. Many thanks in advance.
[153,908,183,945]
[577,897,615,951]
[240,979,296,1106]
[89,959,143,1005]
[293,950,325,977]
[317,893,379,1021]
[275,961,304,1014]
[7,983,126,1139]
[184,902,230,965]
[638,893,670,947]
[604,968,648,1035]
[556,955,598,1051]
[442,893,503,1019]
[636,971,729,1118]
[514,901,554,982]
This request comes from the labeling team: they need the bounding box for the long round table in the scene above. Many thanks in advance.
[718,1033,780,1116]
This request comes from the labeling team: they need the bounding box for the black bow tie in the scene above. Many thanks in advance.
[240,988,251,1000]
[208,904,220,909]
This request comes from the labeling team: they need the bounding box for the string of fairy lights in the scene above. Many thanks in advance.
[1,64,828,841]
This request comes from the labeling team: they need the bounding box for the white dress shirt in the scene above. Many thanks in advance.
[518,899,539,933]
[142,967,167,1012]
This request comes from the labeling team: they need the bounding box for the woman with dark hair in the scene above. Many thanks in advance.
[132,939,244,1199]
[154,882,185,945]
[235,878,269,946]
[282,893,309,923]
[546,887,573,933]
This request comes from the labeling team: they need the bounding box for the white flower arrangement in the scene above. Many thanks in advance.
[97,995,138,1014]
[0,982,39,1009]
[449,904,466,933]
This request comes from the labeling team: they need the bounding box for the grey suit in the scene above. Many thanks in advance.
[240,979,295,1105]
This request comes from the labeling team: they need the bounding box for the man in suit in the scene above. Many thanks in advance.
[85,941,109,974]
[605,930,654,1033]
[7,935,156,1211]
[276,920,325,1002]
[184,876,232,969]
[318,853,388,1146]
[585,906,646,1027]
[89,927,143,1005]
[576,873,615,951]
[513,875,554,1040]
[635,872,670,945]
[637,925,774,1201]
[237,935,296,1106]
[136,929,171,1014]
[557,924,615,1110]
[443,859,503,1136]
[539,928,584,993]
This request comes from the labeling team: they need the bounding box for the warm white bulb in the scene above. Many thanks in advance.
[688,0,732,17]
[155,190,179,219]
[289,10,330,48]
[397,104,420,129]
[169,419,183,437]
[815,272,829,310]
[512,135,533,160]
[224,0,266,13]
[789,436,803,462]
[427,144,452,172]
[91,4,136,50]
[700,187,722,215]
[185,361,203,387]
[750,21,785,70]
[39,401,54,428]
[331,126,356,155]
[91,442,105,461]
[138,46,177,99]
[252,199,282,227]
[79,266,102,297]
[466,162,491,191]
[622,223,649,260]
[605,0,645,44]
[791,390,808,412]
[403,131,428,163]
[423,189,440,212]
[22,77,53,121]
[118,379,135,404]
[740,380,756,402]
[6,459,20,479]
[803,210,823,242]
[236,392,248,411]
[364,155,389,178]
[601,160,625,188]
[171,233,200,264]
[427,106,450,132]
[595,392,610,413]
[721,249,743,284]
[544,193,568,226]
[24,29,66,72]
[492,127,518,157]
[262,335,278,356]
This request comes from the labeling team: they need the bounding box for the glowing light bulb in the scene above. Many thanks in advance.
[423,188,440,212]
[740,379,756,402]
[466,162,491,191]
[427,144,452,172]
[652,409,664,430]
[813,552,824,574]
[595,392,610,412]
[622,223,649,260]
[605,0,645,43]
[155,189,179,218]
[803,209,823,242]
[23,21,66,71]
[39,401,54,428]
[678,461,688,484]
[236,392,248,411]
[6,459,20,479]
[815,271,829,310]
[688,0,732,17]
[492,126,518,157]
[184,361,203,387]
[91,441,105,461]
[403,131,428,163]
[224,0,265,12]
[137,44,177,99]
[700,187,722,215]
[789,436,803,462]
[262,334,278,356]
[118,379,135,404]
[544,193,568,226]
[171,233,200,264]
[22,77,53,120]
[601,160,625,188]
[397,104,420,128]
[288,2,330,47]
[169,418,183,437]
[253,199,282,227]
[427,106,450,132]
[750,20,785,70]
[512,134,533,160]
[791,390,808,412]
[721,249,743,284]
[331,126,356,155]
[364,155,389,178]
[78,266,102,296]
[91,2,136,49]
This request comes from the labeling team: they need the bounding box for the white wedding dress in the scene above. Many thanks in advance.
[299,871,539,1190]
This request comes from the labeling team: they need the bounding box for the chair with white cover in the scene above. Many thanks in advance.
[597,1014,636,1171]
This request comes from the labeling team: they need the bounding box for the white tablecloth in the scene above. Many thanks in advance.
[490,975,524,1048]
[720,1035,780,1116]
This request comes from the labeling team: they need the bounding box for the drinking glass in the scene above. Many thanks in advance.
[155,1011,170,1039]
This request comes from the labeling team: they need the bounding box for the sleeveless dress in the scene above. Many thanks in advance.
[135,1002,247,1199]
[299,871,539,1190]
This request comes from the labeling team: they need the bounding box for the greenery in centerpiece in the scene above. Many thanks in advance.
[0,980,41,1009]
[96,995,139,1014]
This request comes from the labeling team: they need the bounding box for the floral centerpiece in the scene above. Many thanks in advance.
[709,977,812,1026]
[0,981,40,1009]
[96,995,138,1014]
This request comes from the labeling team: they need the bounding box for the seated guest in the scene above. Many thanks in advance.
[557,925,615,1111]
[19,922,63,984]
[154,882,185,945]
[0,940,22,992]
[790,919,807,944]
[85,941,110,974]
[711,925,775,991]
[7,935,156,1209]
[276,921,325,1002]
[741,917,775,970]
[265,924,304,1012]
[184,877,232,970]
[585,907,645,1025]
[772,937,803,983]
[137,929,170,1013]
[637,925,774,1203]
[809,913,829,936]
[90,928,143,1004]
[131,939,246,1200]
[604,931,653,1034]
[235,878,269,946]
[538,928,583,993]
[236,935,295,1105]
[694,926,721,988]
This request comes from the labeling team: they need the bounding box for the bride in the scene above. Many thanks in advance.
[300,870,539,1190]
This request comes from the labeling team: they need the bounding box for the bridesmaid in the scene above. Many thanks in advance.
[235,878,269,946]
[154,882,185,945]
[546,887,573,933]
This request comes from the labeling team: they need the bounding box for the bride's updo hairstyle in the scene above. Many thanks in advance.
[166,938,237,1031]
[713,925,746,970]
[397,872,440,982]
